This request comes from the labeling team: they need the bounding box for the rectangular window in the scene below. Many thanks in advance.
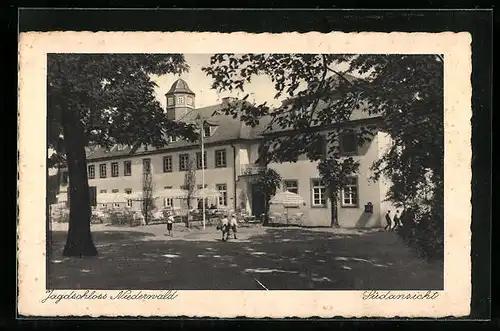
[177,96,184,104]
[179,153,189,171]
[163,155,172,172]
[340,132,358,154]
[196,151,207,169]
[99,164,107,178]
[284,180,299,194]
[216,184,228,206]
[143,158,151,174]
[165,198,174,208]
[100,189,107,194]
[112,189,119,193]
[164,186,173,189]
[111,162,119,177]
[61,171,68,185]
[215,149,227,168]
[124,161,132,176]
[167,97,174,106]
[203,125,211,137]
[168,136,178,143]
[341,177,359,207]
[125,189,132,207]
[311,179,326,207]
[88,165,95,179]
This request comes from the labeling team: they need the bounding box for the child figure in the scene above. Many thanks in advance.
[384,210,392,231]
[229,214,238,239]
[393,210,402,229]
[165,211,174,236]
[220,214,230,241]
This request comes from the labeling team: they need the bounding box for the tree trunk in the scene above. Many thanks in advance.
[263,195,270,225]
[186,198,191,228]
[61,104,97,257]
[330,193,340,228]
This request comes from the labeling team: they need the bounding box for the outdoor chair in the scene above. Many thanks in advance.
[292,212,305,226]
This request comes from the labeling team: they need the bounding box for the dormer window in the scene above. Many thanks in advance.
[203,126,212,137]
[169,136,178,143]
[177,96,184,105]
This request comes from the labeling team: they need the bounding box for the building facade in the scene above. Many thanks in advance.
[56,78,394,228]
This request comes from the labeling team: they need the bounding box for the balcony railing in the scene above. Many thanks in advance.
[239,164,266,176]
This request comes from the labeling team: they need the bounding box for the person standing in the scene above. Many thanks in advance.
[393,210,402,230]
[165,211,175,236]
[384,210,392,231]
[229,214,238,240]
[220,214,230,241]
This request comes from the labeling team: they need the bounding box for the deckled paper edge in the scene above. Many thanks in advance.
[17,31,472,318]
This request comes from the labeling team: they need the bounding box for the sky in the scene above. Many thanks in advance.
[152,54,286,109]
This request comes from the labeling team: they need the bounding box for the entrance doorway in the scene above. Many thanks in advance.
[251,184,266,219]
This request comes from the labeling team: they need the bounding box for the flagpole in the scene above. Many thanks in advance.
[201,118,206,230]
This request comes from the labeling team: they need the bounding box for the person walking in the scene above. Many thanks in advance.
[165,211,175,237]
[220,213,230,241]
[384,210,392,231]
[229,213,238,240]
[393,210,402,230]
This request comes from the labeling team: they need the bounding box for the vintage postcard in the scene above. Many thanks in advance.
[18,31,472,318]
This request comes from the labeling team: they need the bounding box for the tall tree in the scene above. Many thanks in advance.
[141,159,155,226]
[183,158,197,228]
[202,54,443,236]
[48,54,199,256]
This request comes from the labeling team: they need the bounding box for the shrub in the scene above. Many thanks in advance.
[91,209,108,224]
[50,204,69,223]
[397,207,443,261]
[107,209,136,227]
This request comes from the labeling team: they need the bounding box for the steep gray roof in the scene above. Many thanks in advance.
[85,101,267,161]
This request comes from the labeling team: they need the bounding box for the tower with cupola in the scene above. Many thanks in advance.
[165,78,196,121]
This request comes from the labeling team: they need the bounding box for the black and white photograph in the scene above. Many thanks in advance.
[18,31,472,318]
[46,52,445,291]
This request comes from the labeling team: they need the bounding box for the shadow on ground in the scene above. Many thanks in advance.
[48,227,443,291]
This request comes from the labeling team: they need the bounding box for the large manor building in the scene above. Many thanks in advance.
[56,78,394,228]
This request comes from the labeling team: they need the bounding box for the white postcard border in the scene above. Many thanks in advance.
[18,31,472,318]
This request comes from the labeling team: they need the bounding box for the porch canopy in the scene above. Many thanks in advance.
[270,191,305,207]
[270,191,306,224]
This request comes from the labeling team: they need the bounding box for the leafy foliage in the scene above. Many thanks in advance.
[47,54,200,256]
[203,54,444,257]
[255,168,282,222]
[47,54,199,158]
